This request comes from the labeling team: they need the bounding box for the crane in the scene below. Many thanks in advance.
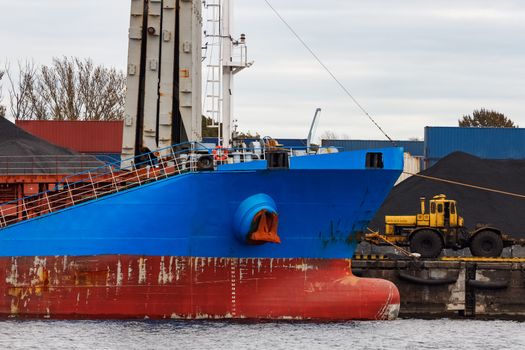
[121,0,251,166]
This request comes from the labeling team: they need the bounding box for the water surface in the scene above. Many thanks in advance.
[0,319,523,349]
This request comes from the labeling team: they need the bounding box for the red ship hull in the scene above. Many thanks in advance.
[1,256,399,320]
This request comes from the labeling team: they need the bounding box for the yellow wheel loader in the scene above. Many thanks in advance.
[365,194,514,258]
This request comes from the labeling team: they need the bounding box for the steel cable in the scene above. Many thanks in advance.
[263,1,525,201]
[404,171,525,199]
[262,0,396,145]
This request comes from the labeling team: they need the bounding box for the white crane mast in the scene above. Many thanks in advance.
[122,0,203,163]
[121,0,249,162]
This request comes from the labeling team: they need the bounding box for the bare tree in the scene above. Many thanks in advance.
[7,57,125,121]
[74,58,125,121]
[6,61,43,120]
[0,69,5,118]
[38,58,80,120]
[320,130,350,140]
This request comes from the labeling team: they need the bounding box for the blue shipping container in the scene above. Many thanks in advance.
[322,140,424,157]
[424,126,525,166]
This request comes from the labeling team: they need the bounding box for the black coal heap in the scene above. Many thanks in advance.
[369,152,525,237]
[0,117,78,157]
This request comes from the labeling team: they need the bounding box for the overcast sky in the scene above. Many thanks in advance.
[1,0,525,140]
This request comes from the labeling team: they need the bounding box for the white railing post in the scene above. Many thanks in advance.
[108,166,120,192]
[160,156,168,179]
[88,171,98,199]
[147,154,159,181]
[170,147,181,175]
[44,192,53,213]
[65,179,76,206]
[0,206,5,227]
[22,198,29,219]
[135,168,142,186]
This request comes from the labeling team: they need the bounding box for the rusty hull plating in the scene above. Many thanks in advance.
[3,256,399,320]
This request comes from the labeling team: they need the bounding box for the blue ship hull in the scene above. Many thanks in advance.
[0,148,403,258]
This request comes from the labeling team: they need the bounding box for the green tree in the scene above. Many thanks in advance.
[459,109,517,128]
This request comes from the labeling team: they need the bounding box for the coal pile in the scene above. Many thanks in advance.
[369,152,525,238]
[0,118,103,174]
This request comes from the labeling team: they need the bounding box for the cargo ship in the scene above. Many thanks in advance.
[0,0,403,320]
[0,142,402,320]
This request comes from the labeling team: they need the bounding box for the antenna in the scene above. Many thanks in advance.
[307,108,322,151]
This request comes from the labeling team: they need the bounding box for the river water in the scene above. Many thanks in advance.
[0,319,523,349]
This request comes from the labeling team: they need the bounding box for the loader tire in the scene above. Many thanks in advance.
[410,230,443,258]
[470,230,503,257]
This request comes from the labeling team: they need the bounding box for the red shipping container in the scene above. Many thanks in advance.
[16,120,124,154]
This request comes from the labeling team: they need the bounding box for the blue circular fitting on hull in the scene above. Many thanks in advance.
[233,193,277,242]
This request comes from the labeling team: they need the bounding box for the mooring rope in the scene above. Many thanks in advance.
[366,228,419,258]
[404,171,525,199]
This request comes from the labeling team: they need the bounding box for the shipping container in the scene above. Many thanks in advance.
[424,127,525,167]
[16,121,124,154]
[322,140,424,157]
